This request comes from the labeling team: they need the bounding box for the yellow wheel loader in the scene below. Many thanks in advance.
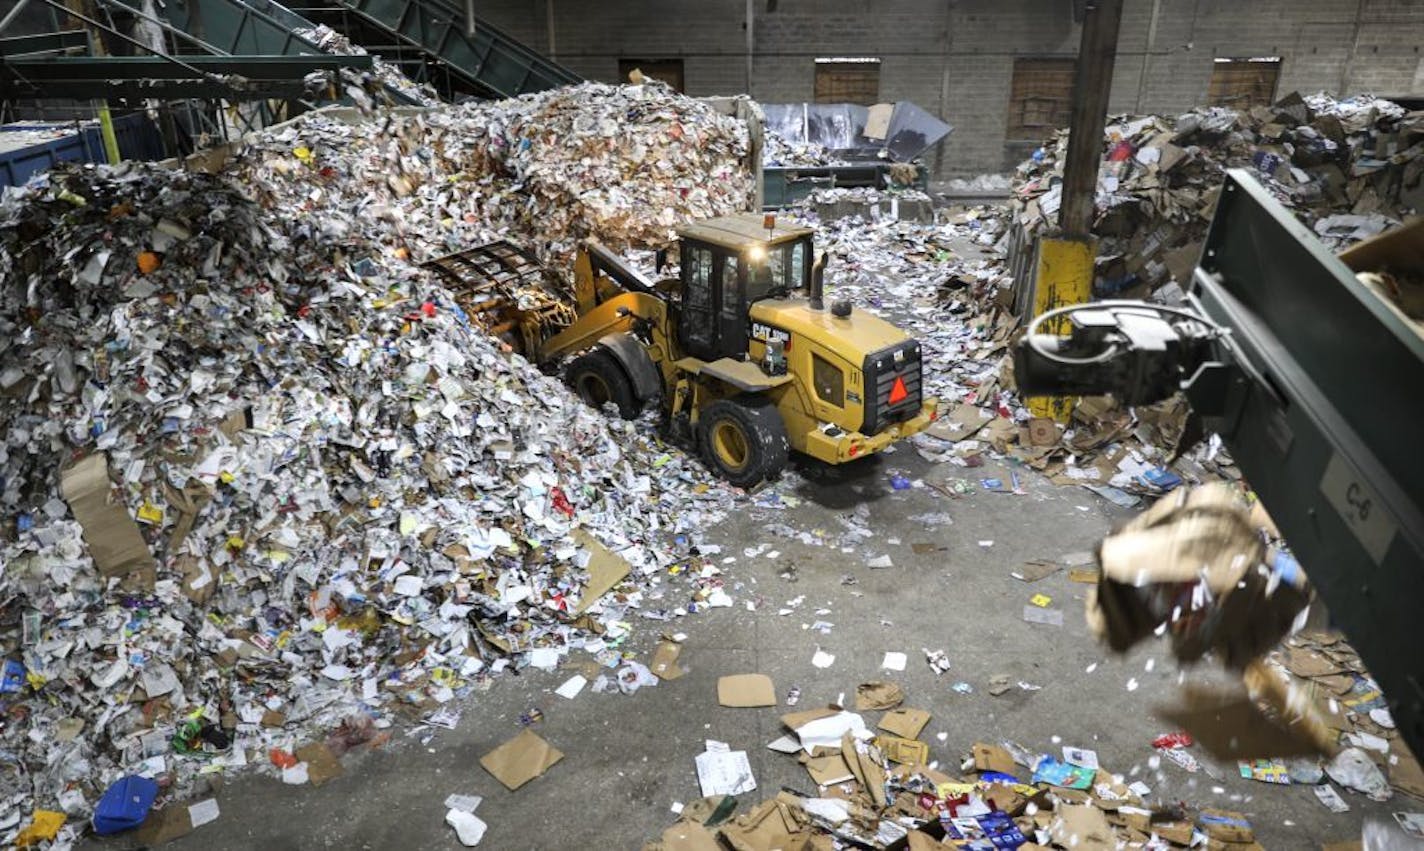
[424,213,937,488]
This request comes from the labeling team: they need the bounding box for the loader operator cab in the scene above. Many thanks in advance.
[674,214,815,362]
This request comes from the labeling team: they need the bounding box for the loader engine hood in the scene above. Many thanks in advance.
[750,300,912,357]
[750,300,926,435]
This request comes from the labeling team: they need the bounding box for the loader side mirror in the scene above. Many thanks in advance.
[654,248,668,275]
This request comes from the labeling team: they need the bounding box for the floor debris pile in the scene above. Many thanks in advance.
[1257,630,1424,806]
[645,676,1280,851]
[800,187,937,225]
[641,483,1422,850]
[1012,91,1423,300]
[0,83,757,844]
[764,129,848,167]
[802,186,934,206]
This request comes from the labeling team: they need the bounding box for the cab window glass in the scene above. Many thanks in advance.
[812,354,844,406]
[748,239,810,302]
[683,246,714,348]
[720,254,740,319]
[685,247,712,310]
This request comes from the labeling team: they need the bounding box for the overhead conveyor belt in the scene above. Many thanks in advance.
[155,0,422,104]
[1,54,372,101]
[290,0,581,98]
[0,0,396,105]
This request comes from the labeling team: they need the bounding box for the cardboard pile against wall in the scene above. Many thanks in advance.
[1011,92,1424,300]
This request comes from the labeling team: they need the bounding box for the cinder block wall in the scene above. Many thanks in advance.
[480,0,1424,179]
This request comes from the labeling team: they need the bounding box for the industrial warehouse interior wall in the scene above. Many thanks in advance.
[479,0,1424,179]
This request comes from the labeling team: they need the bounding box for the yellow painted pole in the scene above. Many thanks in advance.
[1026,236,1096,422]
[96,103,121,165]
[1023,0,1122,422]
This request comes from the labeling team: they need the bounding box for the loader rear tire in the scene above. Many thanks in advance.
[566,349,640,420]
[698,397,789,489]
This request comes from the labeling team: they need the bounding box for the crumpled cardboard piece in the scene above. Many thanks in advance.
[981,417,1020,454]
[719,798,811,851]
[175,554,219,604]
[804,752,854,786]
[294,741,344,786]
[1389,746,1424,799]
[877,707,930,740]
[854,681,904,711]
[1098,485,1260,587]
[1049,804,1114,850]
[479,729,563,790]
[1121,809,1194,845]
[972,742,1019,776]
[1280,646,1343,678]
[875,735,928,766]
[60,454,156,580]
[650,640,686,681]
[982,783,1037,816]
[133,804,196,845]
[648,820,721,851]
[840,733,887,808]
[1026,416,1058,446]
[927,402,990,441]
[782,705,840,730]
[164,479,212,557]
[906,831,942,851]
[719,674,776,707]
[571,528,632,615]
[1198,808,1254,844]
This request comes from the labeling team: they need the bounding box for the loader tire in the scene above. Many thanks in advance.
[566,349,640,420]
[698,397,789,489]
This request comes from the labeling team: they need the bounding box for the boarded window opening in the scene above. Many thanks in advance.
[814,58,880,105]
[619,59,685,93]
[1208,58,1281,108]
[1007,58,1077,140]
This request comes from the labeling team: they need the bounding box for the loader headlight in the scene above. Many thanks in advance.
[746,245,766,262]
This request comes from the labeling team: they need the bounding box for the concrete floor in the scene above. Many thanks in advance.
[84,447,1396,850]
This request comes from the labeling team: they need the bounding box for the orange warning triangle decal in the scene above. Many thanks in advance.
[888,375,908,405]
